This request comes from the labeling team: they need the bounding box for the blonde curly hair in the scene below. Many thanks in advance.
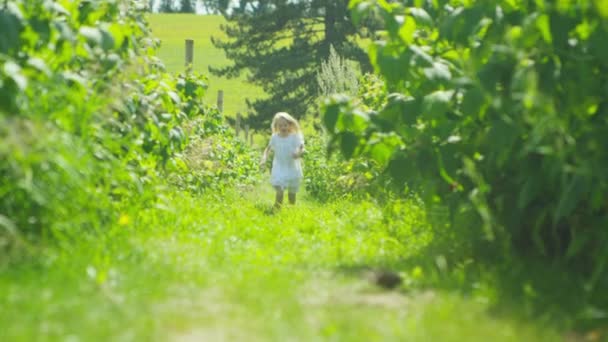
[271,112,301,134]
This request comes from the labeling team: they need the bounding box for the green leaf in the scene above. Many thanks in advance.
[323,103,340,132]
[0,214,19,239]
[565,234,590,260]
[27,57,51,76]
[375,46,411,86]
[61,71,86,88]
[79,26,102,46]
[387,153,412,188]
[398,16,416,44]
[54,21,76,43]
[440,7,484,45]
[0,4,24,54]
[338,109,369,134]
[368,133,401,166]
[549,12,577,49]
[435,149,457,186]
[535,14,552,43]
[400,96,421,125]
[78,1,96,24]
[340,131,359,158]
[596,0,608,17]
[574,19,595,41]
[517,176,541,209]
[460,86,486,117]
[380,93,421,126]
[4,61,27,90]
[511,62,538,109]
[422,90,454,118]
[100,27,116,51]
[383,11,403,39]
[408,7,433,26]
[167,90,181,104]
[350,0,374,25]
[379,93,406,122]
[553,175,587,224]
[423,61,452,82]
[30,17,51,44]
[50,2,70,16]
[409,45,433,67]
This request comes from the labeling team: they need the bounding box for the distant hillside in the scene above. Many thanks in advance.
[147,13,265,117]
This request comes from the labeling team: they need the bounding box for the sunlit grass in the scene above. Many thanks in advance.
[146,14,266,118]
[0,186,562,341]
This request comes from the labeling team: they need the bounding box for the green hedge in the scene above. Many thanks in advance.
[0,1,226,248]
[323,0,608,290]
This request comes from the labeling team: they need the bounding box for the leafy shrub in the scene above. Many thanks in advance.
[308,69,393,202]
[356,73,387,112]
[317,44,360,97]
[303,132,348,202]
[0,0,221,250]
[167,122,260,194]
[323,1,608,289]
[303,129,389,202]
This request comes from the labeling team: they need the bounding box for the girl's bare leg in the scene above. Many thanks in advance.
[274,186,284,209]
[288,192,296,205]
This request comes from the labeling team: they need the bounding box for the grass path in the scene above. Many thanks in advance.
[0,185,562,341]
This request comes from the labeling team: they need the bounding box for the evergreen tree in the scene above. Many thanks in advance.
[210,0,370,128]
[199,0,229,14]
[158,0,175,13]
[178,0,196,13]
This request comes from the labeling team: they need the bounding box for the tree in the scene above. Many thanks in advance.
[178,0,196,13]
[158,0,175,13]
[210,0,370,128]
[199,0,230,14]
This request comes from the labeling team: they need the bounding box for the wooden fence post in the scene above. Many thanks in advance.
[185,39,194,72]
[235,112,241,137]
[244,124,250,143]
[217,90,224,113]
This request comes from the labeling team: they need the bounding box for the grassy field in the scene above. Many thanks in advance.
[0,184,563,341]
[147,14,266,118]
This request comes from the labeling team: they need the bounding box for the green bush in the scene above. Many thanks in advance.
[316,44,360,97]
[303,129,393,202]
[167,125,260,194]
[0,0,224,250]
[323,0,608,290]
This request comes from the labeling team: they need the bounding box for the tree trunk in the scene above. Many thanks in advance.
[323,2,336,58]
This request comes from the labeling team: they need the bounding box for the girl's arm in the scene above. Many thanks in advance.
[293,143,305,159]
[261,144,272,164]
[297,134,305,158]
[261,135,274,164]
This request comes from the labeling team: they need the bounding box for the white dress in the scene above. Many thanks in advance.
[269,133,304,191]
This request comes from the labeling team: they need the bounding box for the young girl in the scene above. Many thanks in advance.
[261,112,305,209]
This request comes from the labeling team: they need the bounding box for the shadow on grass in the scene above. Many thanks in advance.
[332,243,608,338]
[254,202,278,216]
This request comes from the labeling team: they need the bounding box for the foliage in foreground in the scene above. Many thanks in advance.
[323,0,608,294]
[0,0,251,251]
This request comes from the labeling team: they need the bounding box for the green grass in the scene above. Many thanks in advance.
[147,14,266,118]
[0,184,564,341]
